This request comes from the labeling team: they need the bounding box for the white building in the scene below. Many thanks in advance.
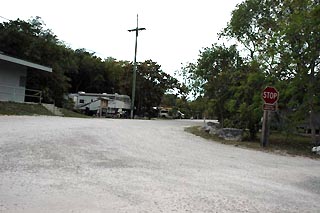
[0,53,52,102]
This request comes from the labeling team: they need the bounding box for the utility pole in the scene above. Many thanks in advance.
[128,14,146,119]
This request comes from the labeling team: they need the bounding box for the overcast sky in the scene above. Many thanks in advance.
[1,0,243,76]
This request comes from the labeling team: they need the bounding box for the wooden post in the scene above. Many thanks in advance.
[128,14,146,119]
[261,86,279,147]
[261,110,270,147]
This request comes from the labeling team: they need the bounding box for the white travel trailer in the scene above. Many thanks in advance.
[69,92,131,116]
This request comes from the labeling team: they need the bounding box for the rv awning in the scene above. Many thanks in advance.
[0,53,52,72]
[98,97,110,101]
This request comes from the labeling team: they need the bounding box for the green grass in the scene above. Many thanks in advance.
[60,108,90,118]
[267,132,315,156]
[0,101,53,116]
[0,101,90,118]
[185,126,319,158]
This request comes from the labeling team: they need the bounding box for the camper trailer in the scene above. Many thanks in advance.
[69,92,131,117]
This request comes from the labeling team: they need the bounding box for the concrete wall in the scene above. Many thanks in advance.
[0,60,27,102]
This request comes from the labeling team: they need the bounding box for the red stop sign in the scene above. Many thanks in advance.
[262,86,279,104]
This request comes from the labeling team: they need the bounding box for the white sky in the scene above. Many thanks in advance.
[1,0,243,76]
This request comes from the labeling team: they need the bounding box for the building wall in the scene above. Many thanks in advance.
[0,60,27,102]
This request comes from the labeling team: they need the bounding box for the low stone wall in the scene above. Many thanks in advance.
[201,122,243,141]
[200,121,220,132]
[215,128,243,141]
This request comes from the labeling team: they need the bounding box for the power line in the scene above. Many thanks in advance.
[0,15,11,21]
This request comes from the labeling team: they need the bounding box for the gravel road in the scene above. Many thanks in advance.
[0,116,319,212]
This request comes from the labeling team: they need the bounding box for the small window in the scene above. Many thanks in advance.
[19,76,26,87]
[79,99,84,103]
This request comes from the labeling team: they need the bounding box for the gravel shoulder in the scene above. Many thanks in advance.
[0,116,319,212]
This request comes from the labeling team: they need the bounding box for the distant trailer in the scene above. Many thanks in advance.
[68,92,131,116]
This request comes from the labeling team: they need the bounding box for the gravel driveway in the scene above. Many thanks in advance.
[0,116,319,212]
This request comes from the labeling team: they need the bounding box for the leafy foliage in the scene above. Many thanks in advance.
[179,44,264,139]
[0,17,183,113]
[179,0,319,141]
[134,60,184,116]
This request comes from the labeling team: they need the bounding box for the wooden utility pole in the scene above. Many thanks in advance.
[261,110,270,147]
[128,14,146,119]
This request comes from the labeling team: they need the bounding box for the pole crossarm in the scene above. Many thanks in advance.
[128,14,146,119]
[128,27,146,32]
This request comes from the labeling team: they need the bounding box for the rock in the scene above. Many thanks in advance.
[200,121,218,133]
[206,121,216,127]
[201,121,219,133]
[200,125,212,133]
[204,121,243,141]
[205,122,220,135]
[217,128,243,141]
[209,127,221,135]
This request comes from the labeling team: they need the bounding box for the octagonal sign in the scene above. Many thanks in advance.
[262,86,279,104]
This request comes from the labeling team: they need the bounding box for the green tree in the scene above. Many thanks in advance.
[0,17,74,106]
[187,44,244,126]
[226,61,265,139]
[222,0,320,143]
[134,60,181,116]
[67,49,105,93]
[179,44,265,139]
[188,97,210,119]
[161,94,177,107]
[0,17,185,112]
[104,58,132,95]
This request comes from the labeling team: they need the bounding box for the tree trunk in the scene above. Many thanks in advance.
[310,107,316,145]
[309,61,316,145]
[219,106,224,128]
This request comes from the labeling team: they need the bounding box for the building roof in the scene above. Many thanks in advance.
[74,92,130,99]
[0,53,52,72]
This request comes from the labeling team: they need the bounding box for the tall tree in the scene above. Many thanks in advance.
[104,58,132,95]
[0,18,184,112]
[222,0,320,143]
[134,60,182,116]
[179,43,265,138]
[0,17,74,106]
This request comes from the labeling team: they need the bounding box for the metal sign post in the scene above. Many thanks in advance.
[261,86,279,147]
[261,110,270,147]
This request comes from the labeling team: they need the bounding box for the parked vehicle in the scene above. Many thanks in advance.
[69,92,131,116]
[158,108,185,119]
[159,109,170,118]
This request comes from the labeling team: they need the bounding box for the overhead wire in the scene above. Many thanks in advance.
[0,15,10,21]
